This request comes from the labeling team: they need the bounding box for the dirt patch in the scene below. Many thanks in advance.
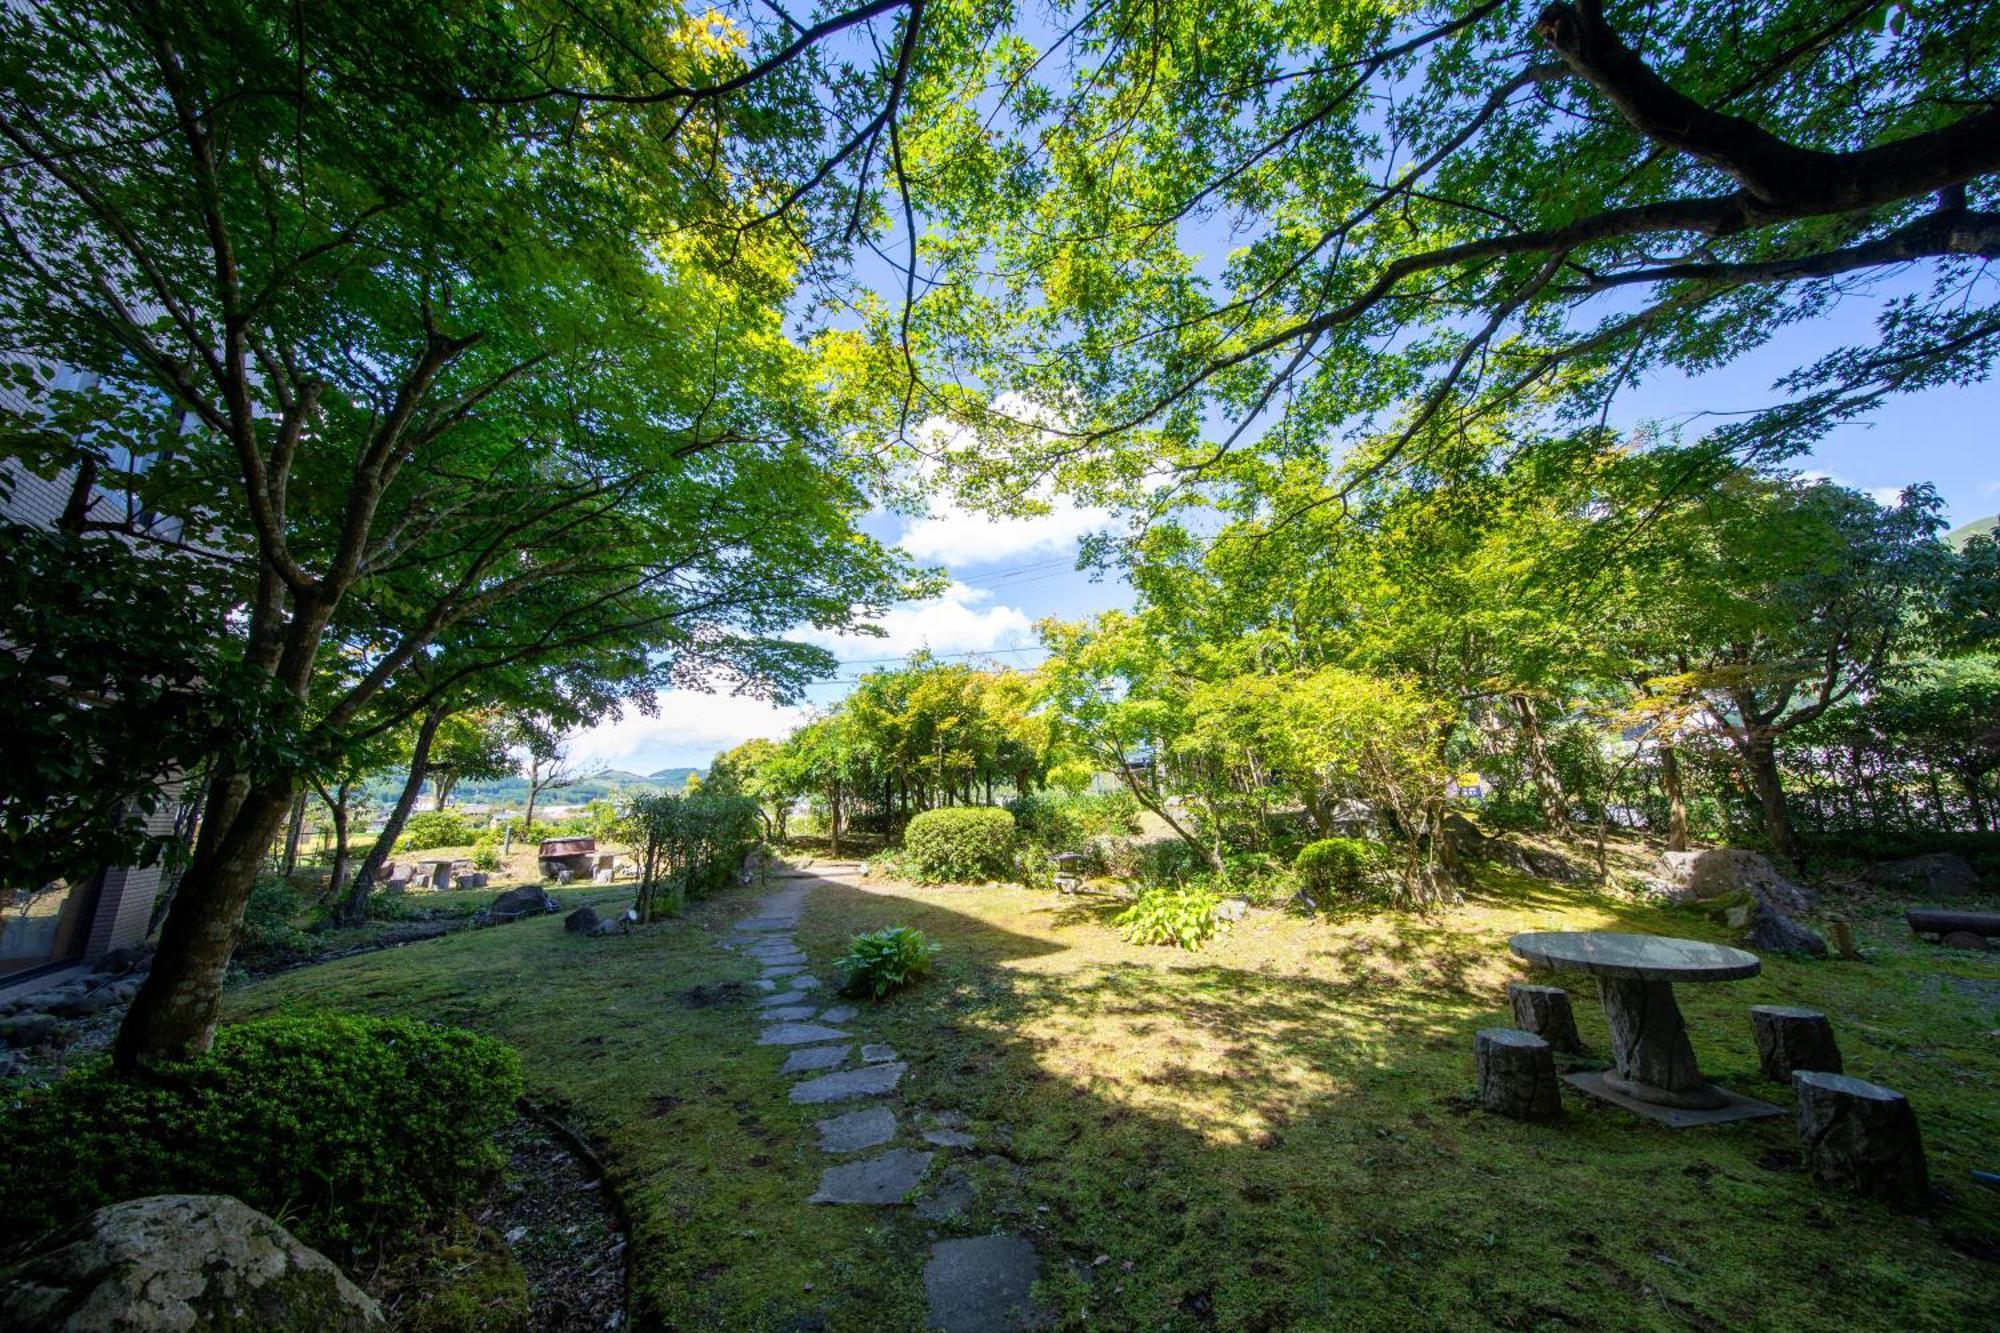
[484,1117,626,1330]
[675,980,752,1008]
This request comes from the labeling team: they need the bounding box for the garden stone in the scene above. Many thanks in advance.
[763,966,805,980]
[758,1022,852,1047]
[791,1061,906,1104]
[761,1004,819,1023]
[1740,900,1828,958]
[809,1147,933,1204]
[1643,848,1812,914]
[485,886,561,923]
[564,905,602,934]
[1793,1071,1928,1209]
[1216,896,1250,922]
[786,975,824,992]
[817,1105,898,1153]
[780,1044,852,1075]
[923,1234,1039,1333]
[1751,1006,1842,1081]
[0,1013,60,1049]
[0,1194,381,1331]
[1862,853,1981,900]
[756,990,812,1008]
[92,946,149,975]
[818,1004,857,1024]
[915,1165,977,1219]
[1506,983,1582,1053]
[861,1043,898,1063]
[1474,1028,1561,1121]
[923,1128,976,1149]
[47,987,119,1019]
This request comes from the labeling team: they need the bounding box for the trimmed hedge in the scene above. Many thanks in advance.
[903,806,1016,883]
[0,1012,522,1255]
[1295,837,1375,898]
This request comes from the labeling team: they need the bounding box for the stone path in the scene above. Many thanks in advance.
[729,859,1039,1331]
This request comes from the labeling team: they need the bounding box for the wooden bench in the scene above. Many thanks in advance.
[1905,909,2000,951]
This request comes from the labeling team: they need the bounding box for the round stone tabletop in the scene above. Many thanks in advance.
[1509,931,1761,982]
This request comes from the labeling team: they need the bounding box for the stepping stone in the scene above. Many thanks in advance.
[756,990,813,1008]
[817,1105,898,1153]
[750,951,807,967]
[759,1023,852,1047]
[915,1165,976,1220]
[923,1128,976,1149]
[733,916,798,932]
[744,936,800,953]
[791,1061,906,1104]
[763,966,806,980]
[861,1043,898,1064]
[818,1004,857,1024]
[787,975,824,992]
[809,1147,933,1204]
[924,1234,1038,1333]
[761,1004,818,1022]
[755,978,778,992]
[781,1043,852,1075]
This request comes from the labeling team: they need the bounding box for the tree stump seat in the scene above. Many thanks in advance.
[1793,1070,1928,1209]
[1750,1005,1841,1081]
[1507,982,1582,1053]
[1475,1027,1561,1121]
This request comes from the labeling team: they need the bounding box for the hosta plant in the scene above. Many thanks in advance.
[1115,885,1224,951]
[837,926,940,999]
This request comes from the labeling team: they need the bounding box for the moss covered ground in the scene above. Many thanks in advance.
[232,868,1999,1330]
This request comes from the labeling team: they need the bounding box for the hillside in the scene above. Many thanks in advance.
[1947,514,1996,548]
[360,765,701,810]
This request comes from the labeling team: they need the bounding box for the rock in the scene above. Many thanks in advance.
[563,906,602,935]
[485,886,561,923]
[0,1194,381,1331]
[47,987,120,1019]
[451,871,489,890]
[1862,853,1982,901]
[923,1128,976,1149]
[0,1049,20,1079]
[1491,840,1590,884]
[817,1004,858,1024]
[1506,983,1582,1054]
[1793,1071,1928,1209]
[0,1013,60,1049]
[790,1061,906,1105]
[757,1022,852,1047]
[1941,930,1991,951]
[780,1044,852,1075]
[817,1105,898,1154]
[1216,896,1250,922]
[1474,1028,1561,1121]
[1439,811,1486,863]
[91,946,150,976]
[914,1165,978,1219]
[923,1235,1039,1333]
[1751,1006,1842,1081]
[761,1004,819,1023]
[809,1147,933,1205]
[1741,900,1828,958]
[1646,848,1813,914]
[860,1043,898,1064]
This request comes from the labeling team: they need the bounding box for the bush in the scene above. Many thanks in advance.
[469,830,504,871]
[903,806,1016,882]
[235,874,315,964]
[837,925,940,998]
[1115,884,1223,951]
[0,1012,522,1256]
[1294,837,1375,899]
[624,792,762,920]
[401,809,476,852]
[1007,791,1141,852]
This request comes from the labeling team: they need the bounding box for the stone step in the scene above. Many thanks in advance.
[791,1061,905,1104]
[924,1235,1039,1332]
[780,1043,852,1075]
[816,1105,897,1153]
[808,1147,932,1204]
[758,1022,852,1047]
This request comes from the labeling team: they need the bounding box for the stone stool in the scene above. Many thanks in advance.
[1793,1071,1928,1209]
[1475,1028,1561,1121]
[1750,1005,1841,1081]
[1507,983,1582,1053]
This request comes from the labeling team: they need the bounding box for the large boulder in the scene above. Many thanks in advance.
[1861,853,1982,901]
[1738,900,1829,958]
[0,1194,380,1331]
[483,886,561,924]
[1642,848,1813,914]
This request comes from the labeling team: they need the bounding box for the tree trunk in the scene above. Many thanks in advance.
[114,777,296,1067]
[1114,754,1222,874]
[338,705,446,926]
[431,773,457,811]
[1741,732,1802,867]
[1512,693,1570,835]
[279,792,308,877]
[829,780,843,857]
[326,786,352,898]
[1659,744,1689,852]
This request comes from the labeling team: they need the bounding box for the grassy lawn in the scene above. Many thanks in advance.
[232,868,1999,1331]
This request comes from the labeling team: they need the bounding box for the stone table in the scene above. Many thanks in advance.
[1510,931,1779,1126]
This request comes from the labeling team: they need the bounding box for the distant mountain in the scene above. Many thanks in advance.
[1948,515,1996,549]
[649,767,700,785]
[360,765,700,810]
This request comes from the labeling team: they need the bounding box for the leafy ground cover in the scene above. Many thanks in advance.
[232,869,1999,1330]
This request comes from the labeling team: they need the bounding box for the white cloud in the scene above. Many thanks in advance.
[802,580,1033,660]
[1867,485,1907,507]
[569,691,807,772]
[1798,469,1910,508]
[898,497,1108,568]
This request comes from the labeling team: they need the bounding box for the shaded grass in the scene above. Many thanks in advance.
[233,869,1999,1330]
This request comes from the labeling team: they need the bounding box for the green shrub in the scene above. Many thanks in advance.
[903,807,1016,882]
[1007,791,1139,851]
[625,792,762,920]
[470,830,503,871]
[837,926,940,998]
[0,1012,522,1256]
[401,810,476,852]
[1115,884,1224,950]
[235,874,315,963]
[1294,837,1375,899]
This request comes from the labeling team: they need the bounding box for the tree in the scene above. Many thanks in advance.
[0,0,921,1065]
[518,728,583,836]
[426,713,513,811]
[904,0,2000,515]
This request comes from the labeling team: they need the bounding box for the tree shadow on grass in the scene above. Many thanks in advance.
[792,872,2000,1333]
